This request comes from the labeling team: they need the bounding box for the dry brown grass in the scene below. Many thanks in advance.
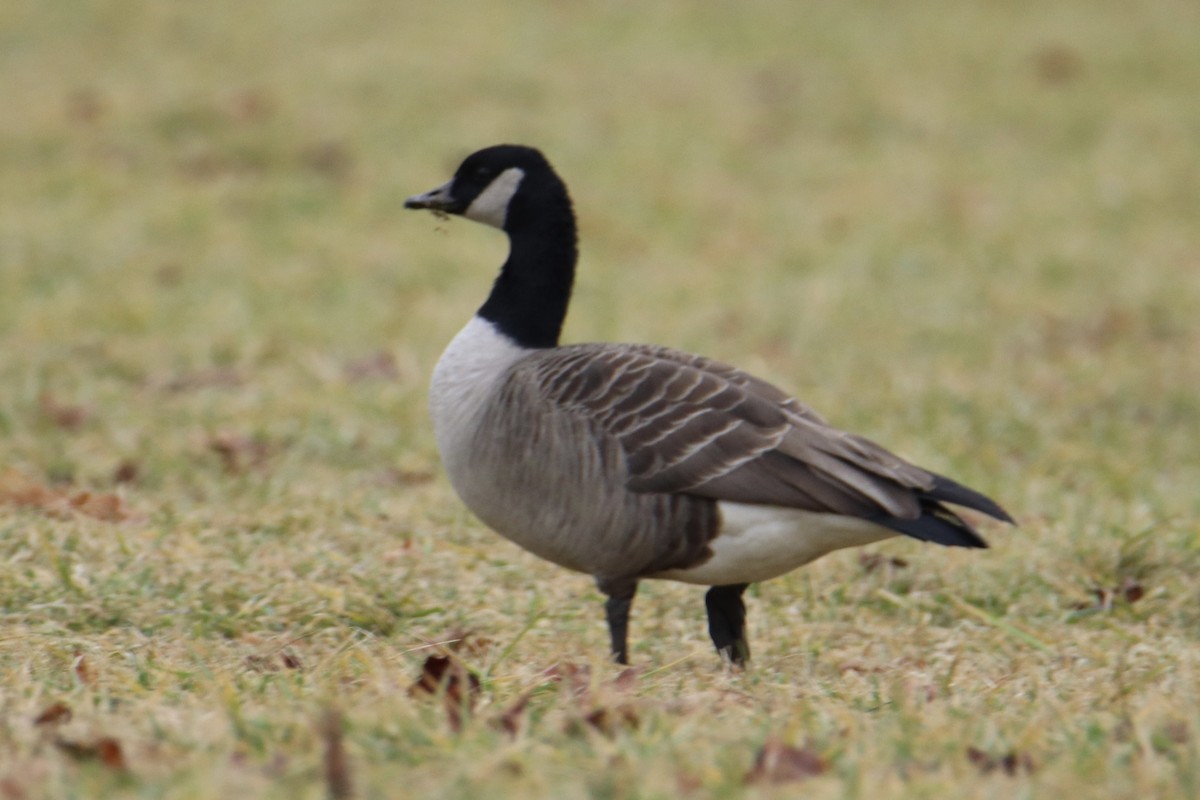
[2,1,1199,797]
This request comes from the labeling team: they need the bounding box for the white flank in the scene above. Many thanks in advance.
[653,501,897,586]
[464,167,525,229]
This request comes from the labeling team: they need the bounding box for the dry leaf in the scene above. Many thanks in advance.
[675,772,704,796]
[112,460,140,484]
[321,709,353,800]
[744,738,828,785]
[374,468,435,488]
[1073,577,1147,612]
[244,655,278,673]
[543,662,592,697]
[33,702,73,726]
[613,667,640,693]
[495,691,534,737]
[164,367,243,393]
[0,470,55,509]
[837,661,885,675]
[343,351,399,382]
[563,666,642,736]
[96,739,126,770]
[301,141,353,179]
[1161,721,1189,745]
[410,655,481,732]
[55,737,127,771]
[442,629,496,659]
[1033,43,1083,85]
[208,431,271,473]
[1118,577,1145,604]
[0,775,28,800]
[69,492,129,522]
[39,392,90,430]
[859,552,909,573]
[66,88,105,124]
[966,746,1035,775]
[577,704,640,736]
[245,648,303,673]
[1,470,130,522]
[73,653,93,686]
[225,89,274,123]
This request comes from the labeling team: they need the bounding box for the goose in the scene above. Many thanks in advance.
[406,144,1014,666]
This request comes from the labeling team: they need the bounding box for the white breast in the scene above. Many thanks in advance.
[429,316,529,486]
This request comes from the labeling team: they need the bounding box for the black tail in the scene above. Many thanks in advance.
[926,473,1015,524]
[869,474,1014,549]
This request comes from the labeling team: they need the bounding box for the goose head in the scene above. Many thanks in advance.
[405,144,570,233]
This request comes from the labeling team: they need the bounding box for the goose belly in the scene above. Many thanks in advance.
[652,502,896,586]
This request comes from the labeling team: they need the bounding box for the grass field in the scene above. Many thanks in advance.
[2,1,1200,797]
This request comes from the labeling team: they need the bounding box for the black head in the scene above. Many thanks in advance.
[405,144,569,233]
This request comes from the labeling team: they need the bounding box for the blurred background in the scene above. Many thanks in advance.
[3,0,1197,508]
[2,2,1199,795]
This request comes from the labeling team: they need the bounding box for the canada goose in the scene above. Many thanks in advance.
[406,144,1013,666]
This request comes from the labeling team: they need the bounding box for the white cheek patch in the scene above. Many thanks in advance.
[464,167,525,229]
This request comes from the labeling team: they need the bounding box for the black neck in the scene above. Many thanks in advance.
[477,193,577,349]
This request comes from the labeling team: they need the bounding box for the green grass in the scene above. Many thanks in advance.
[2,0,1199,796]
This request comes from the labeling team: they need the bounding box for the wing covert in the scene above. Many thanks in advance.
[515,344,934,519]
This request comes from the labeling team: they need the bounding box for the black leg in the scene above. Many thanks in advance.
[597,578,638,665]
[705,583,750,666]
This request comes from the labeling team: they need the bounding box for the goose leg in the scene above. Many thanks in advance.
[598,577,638,665]
[705,583,751,666]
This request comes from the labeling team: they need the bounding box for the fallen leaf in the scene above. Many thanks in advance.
[543,662,591,697]
[966,745,1035,775]
[66,88,105,124]
[859,552,909,573]
[0,470,55,509]
[1161,721,1189,745]
[375,468,435,488]
[244,655,278,673]
[613,667,641,693]
[164,367,244,393]
[0,470,129,522]
[39,392,90,430]
[208,431,271,473]
[73,653,93,686]
[55,737,127,771]
[744,738,828,785]
[301,141,353,179]
[244,646,304,673]
[410,655,481,732]
[343,351,398,382]
[562,666,643,737]
[321,709,353,800]
[1072,577,1148,612]
[225,88,274,123]
[675,772,704,796]
[96,739,126,770]
[837,661,885,675]
[495,691,534,737]
[1118,577,1145,604]
[1033,43,1083,85]
[0,775,27,800]
[576,704,640,736]
[112,460,140,484]
[69,491,129,522]
[442,629,496,659]
[33,702,73,726]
